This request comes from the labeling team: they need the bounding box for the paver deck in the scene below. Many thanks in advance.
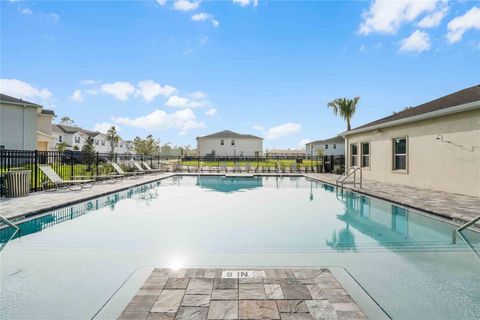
[118,268,375,320]
[1,172,478,224]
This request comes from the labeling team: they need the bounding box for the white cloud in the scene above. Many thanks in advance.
[92,122,118,134]
[205,108,218,116]
[0,79,52,104]
[359,0,442,35]
[100,81,135,101]
[80,79,97,85]
[189,91,207,99]
[113,108,204,135]
[191,12,219,27]
[399,30,431,53]
[136,80,177,102]
[418,5,448,28]
[447,6,480,43]
[20,8,33,15]
[173,0,200,11]
[253,125,265,132]
[232,0,258,7]
[49,12,60,22]
[165,95,210,108]
[71,89,84,102]
[155,0,167,5]
[265,123,301,139]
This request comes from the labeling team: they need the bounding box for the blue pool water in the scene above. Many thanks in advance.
[1,176,479,319]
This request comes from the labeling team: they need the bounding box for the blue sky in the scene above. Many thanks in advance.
[1,0,479,149]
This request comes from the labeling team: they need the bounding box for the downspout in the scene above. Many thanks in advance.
[23,104,27,149]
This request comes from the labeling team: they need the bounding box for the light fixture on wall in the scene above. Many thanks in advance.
[436,135,451,143]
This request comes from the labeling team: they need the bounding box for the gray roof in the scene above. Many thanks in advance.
[197,130,263,140]
[306,136,344,145]
[349,84,480,133]
[0,93,43,107]
[40,109,55,116]
[52,125,101,138]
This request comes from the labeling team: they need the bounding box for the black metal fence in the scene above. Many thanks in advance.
[0,149,344,196]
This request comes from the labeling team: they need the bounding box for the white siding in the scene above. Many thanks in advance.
[197,138,263,157]
[0,103,38,150]
[306,141,345,156]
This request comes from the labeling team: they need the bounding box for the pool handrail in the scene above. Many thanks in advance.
[0,214,19,251]
[452,214,480,245]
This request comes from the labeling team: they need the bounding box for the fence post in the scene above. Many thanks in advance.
[96,152,99,176]
[70,150,74,178]
[34,150,38,192]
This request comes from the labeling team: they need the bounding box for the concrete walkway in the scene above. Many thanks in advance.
[117,268,388,320]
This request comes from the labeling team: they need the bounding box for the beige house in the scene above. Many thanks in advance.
[196,130,263,157]
[0,93,55,151]
[342,85,480,196]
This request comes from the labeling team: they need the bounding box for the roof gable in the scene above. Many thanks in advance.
[0,93,43,107]
[197,130,263,140]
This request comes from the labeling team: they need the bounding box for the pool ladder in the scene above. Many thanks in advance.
[336,167,362,190]
[452,214,480,259]
[0,214,19,251]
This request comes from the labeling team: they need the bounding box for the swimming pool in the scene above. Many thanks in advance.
[1,176,479,319]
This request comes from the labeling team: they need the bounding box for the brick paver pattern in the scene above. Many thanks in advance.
[118,268,367,320]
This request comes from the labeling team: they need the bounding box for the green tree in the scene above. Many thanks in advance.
[327,97,360,131]
[106,126,120,154]
[82,137,96,171]
[73,145,79,151]
[56,142,68,152]
[60,116,75,126]
[133,135,160,155]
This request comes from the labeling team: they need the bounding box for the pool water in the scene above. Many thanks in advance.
[1,176,479,319]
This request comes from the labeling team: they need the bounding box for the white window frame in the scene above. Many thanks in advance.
[220,139,224,146]
[231,139,235,146]
[350,143,358,167]
[75,136,80,143]
[59,136,63,142]
[393,137,408,172]
[361,142,370,168]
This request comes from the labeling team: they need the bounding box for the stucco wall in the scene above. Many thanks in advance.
[0,103,38,150]
[345,109,480,196]
[197,138,263,157]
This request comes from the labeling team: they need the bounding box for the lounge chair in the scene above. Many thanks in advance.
[233,163,242,173]
[142,161,163,173]
[111,162,143,178]
[245,164,252,172]
[39,165,94,191]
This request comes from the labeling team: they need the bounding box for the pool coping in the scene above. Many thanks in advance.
[1,172,477,231]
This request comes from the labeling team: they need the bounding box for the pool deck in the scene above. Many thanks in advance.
[116,267,387,320]
[0,172,478,225]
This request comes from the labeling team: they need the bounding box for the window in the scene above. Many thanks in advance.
[231,139,235,146]
[120,143,123,147]
[325,144,328,149]
[393,138,407,170]
[350,144,358,167]
[333,144,336,149]
[101,140,105,146]
[95,139,99,145]
[220,139,224,146]
[361,142,370,168]
[59,136,63,142]
[75,136,80,143]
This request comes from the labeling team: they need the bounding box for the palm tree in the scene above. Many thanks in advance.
[327,97,360,131]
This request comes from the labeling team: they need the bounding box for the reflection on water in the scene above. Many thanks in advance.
[0,181,162,244]
[196,176,263,193]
